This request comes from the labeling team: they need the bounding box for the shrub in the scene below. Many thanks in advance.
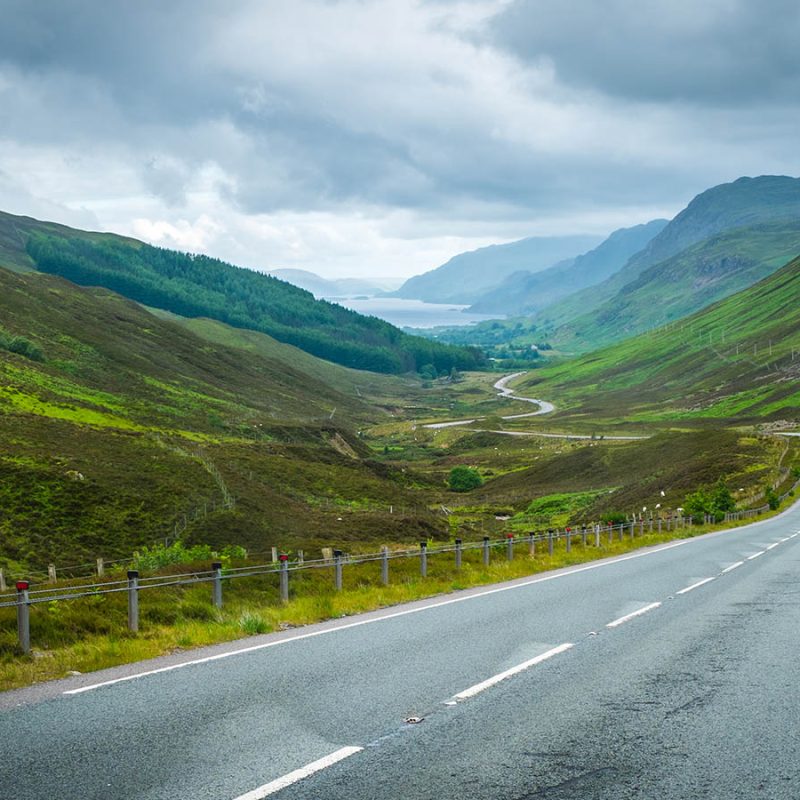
[765,487,780,510]
[448,466,483,492]
[0,330,45,362]
[239,611,269,635]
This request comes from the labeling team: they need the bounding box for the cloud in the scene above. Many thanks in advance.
[489,0,800,105]
[0,0,798,279]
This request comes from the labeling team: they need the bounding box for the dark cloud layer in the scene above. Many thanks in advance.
[0,0,797,277]
[491,0,800,104]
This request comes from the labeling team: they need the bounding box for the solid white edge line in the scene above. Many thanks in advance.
[232,746,363,800]
[676,577,715,595]
[453,643,574,701]
[721,561,744,573]
[606,602,661,628]
[64,540,692,695]
[747,551,765,560]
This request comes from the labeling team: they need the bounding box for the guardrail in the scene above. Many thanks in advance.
[4,476,797,656]
[0,516,701,654]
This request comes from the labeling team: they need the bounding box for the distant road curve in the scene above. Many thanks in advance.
[422,373,648,440]
[423,371,553,430]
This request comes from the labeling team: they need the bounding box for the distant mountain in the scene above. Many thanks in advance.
[268,268,391,298]
[542,175,800,328]
[550,219,800,351]
[0,210,483,375]
[392,234,603,304]
[468,220,667,315]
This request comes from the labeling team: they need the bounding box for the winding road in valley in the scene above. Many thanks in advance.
[423,371,554,429]
[423,372,647,440]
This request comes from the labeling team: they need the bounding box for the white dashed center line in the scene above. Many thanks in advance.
[232,746,363,799]
[676,577,715,595]
[722,561,744,573]
[606,602,661,628]
[453,643,574,701]
[747,551,765,560]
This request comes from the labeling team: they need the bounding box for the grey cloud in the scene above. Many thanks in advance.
[0,0,797,245]
[489,0,800,104]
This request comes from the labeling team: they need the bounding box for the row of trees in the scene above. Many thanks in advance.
[27,234,484,375]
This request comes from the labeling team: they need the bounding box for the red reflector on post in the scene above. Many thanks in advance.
[279,554,289,562]
[16,581,29,591]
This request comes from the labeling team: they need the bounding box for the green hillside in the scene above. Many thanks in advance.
[516,252,800,423]
[0,210,482,375]
[0,267,450,573]
[541,175,800,333]
[551,220,800,351]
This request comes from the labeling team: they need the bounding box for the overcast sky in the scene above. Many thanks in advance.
[1,0,799,281]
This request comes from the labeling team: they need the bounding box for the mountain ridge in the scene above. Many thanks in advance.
[392,234,603,304]
[468,219,667,315]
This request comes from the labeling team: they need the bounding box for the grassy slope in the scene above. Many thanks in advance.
[516,253,800,423]
[540,175,800,339]
[0,268,449,572]
[550,221,800,351]
[0,211,141,273]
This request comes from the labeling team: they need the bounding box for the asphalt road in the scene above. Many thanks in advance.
[4,503,800,799]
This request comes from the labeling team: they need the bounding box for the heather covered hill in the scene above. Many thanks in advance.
[0,267,446,571]
[517,252,800,423]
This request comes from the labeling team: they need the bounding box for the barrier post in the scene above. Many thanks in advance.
[420,542,428,578]
[381,546,389,585]
[127,570,139,633]
[279,554,289,604]
[16,581,30,654]
[212,561,223,609]
[333,550,343,591]
[455,539,462,570]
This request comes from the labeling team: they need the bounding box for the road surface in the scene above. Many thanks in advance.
[423,372,554,429]
[3,502,800,798]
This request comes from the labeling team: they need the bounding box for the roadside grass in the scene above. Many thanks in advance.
[0,513,771,692]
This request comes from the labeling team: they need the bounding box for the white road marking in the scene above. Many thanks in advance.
[64,540,691,695]
[232,746,363,799]
[453,643,574,701]
[766,542,780,550]
[747,551,765,560]
[676,577,715,595]
[606,602,661,628]
[721,561,744,573]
